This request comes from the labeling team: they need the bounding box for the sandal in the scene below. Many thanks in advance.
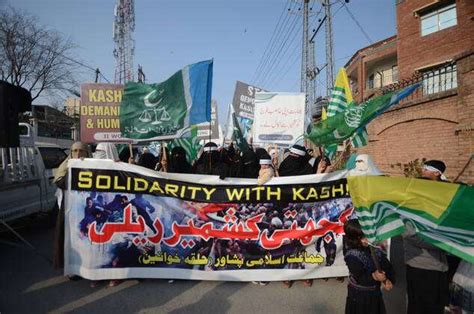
[90,280,101,288]
[108,280,123,287]
[283,281,293,288]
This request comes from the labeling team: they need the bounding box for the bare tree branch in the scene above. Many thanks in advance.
[0,7,82,103]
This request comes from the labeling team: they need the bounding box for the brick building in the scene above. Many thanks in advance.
[345,0,473,184]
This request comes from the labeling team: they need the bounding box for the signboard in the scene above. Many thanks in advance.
[196,100,219,139]
[80,83,127,143]
[231,81,264,142]
[253,92,306,145]
[64,159,355,281]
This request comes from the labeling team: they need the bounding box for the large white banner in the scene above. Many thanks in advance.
[253,92,306,145]
[64,159,357,281]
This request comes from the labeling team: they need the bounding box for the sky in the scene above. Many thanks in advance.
[4,0,396,124]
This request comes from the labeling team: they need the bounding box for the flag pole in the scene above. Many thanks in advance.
[128,143,133,161]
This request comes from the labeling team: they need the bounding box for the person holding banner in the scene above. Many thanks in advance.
[313,155,332,174]
[278,144,313,177]
[344,219,395,314]
[194,142,229,179]
[404,159,450,314]
[257,153,275,185]
[168,146,193,174]
[278,144,313,288]
[155,146,170,172]
[53,142,91,273]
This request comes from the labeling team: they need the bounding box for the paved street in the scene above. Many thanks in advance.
[0,221,407,314]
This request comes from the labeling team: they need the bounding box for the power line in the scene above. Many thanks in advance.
[258,12,302,88]
[6,31,112,83]
[254,0,298,85]
[251,0,292,84]
[340,0,373,44]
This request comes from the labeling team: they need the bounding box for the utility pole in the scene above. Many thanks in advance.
[324,0,335,96]
[300,0,318,119]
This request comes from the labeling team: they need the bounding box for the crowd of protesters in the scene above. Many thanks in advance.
[52,140,473,314]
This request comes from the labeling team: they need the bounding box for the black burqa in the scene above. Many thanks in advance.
[138,152,157,170]
[238,149,259,178]
[279,153,313,176]
[168,146,193,174]
[194,142,229,179]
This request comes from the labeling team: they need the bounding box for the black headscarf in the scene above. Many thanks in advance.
[194,142,229,179]
[168,146,193,174]
[238,149,259,178]
[138,151,157,170]
[278,145,312,176]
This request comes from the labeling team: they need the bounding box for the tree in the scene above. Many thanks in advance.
[0,8,82,101]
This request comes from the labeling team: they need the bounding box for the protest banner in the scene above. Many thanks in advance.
[80,83,127,143]
[231,81,264,142]
[64,159,354,281]
[120,60,213,141]
[196,100,219,140]
[253,92,306,145]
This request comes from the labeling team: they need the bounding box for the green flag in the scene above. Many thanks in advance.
[232,113,250,153]
[120,60,213,141]
[167,126,202,162]
[348,176,474,263]
[306,85,419,146]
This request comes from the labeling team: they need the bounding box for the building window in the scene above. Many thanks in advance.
[368,74,374,90]
[392,65,398,82]
[421,3,457,36]
[422,63,457,95]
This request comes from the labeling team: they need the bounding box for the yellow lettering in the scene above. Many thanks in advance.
[165,184,179,197]
[105,89,114,102]
[88,89,97,102]
[97,90,106,102]
[113,176,126,190]
[292,188,306,201]
[110,106,118,116]
[97,119,104,128]
[320,186,330,199]
[306,187,319,200]
[80,105,87,115]
[202,188,216,201]
[134,178,148,191]
[110,119,119,128]
[96,175,111,189]
[226,188,244,201]
[187,186,200,199]
[332,184,345,197]
[114,89,122,102]
[149,181,164,194]
[78,171,93,188]
[252,186,265,201]
[267,187,281,201]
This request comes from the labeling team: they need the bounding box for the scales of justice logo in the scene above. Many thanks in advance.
[135,89,172,134]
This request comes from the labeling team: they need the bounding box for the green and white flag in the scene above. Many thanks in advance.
[348,176,474,263]
[167,127,202,163]
[306,84,419,146]
[232,112,250,153]
[120,60,213,141]
[351,128,368,147]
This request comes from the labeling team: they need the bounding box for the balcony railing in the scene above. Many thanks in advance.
[380,62,458,104]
